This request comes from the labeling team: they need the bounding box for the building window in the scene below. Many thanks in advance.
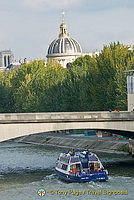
[8,56,10,66]
[4,56,7,67]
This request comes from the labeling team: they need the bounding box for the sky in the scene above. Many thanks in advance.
[0,0,134,60]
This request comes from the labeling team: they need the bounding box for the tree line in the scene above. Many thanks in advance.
[0,42,134,113]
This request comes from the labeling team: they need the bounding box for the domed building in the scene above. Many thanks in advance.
[46,14,82,68]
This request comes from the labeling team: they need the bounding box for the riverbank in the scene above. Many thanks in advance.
[13,132,130,154]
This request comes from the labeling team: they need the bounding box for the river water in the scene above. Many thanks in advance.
[0,142,134,200]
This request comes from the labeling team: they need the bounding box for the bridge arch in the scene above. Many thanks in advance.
[0,112,134,142]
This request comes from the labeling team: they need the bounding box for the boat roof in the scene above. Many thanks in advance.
[59,151,99,164]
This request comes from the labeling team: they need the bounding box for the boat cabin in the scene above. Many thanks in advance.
[56,151,103,174]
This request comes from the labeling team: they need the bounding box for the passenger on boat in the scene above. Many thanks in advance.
[69,150,75,156]
[85,151,88,158]
[72,149,76,155]
[67,149,72,156]
[85,149,91,155]
[67,153,70,157]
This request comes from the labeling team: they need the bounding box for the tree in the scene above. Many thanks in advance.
[0,42,134,113]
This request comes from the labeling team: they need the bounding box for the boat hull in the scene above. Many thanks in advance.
[55,169,108,183]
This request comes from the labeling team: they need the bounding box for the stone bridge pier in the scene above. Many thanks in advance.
[129,140,134,157]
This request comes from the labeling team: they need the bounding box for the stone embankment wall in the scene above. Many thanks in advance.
[14,133,130,154]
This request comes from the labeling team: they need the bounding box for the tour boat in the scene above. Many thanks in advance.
[55,150,108,182]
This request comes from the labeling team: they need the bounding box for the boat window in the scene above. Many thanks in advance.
[57,162,62,169]
[61,164,68,171]
[72,164,77,173]
[59,156,69,163]
[94,163,98,167]
[82,162,89,168]
[89,163,94,170]
[80,157,88,163]
[88,155,98,161]
[73,165,76,169]
[94,163,99,171]
[76,164,81,172]
[70,157,80,163]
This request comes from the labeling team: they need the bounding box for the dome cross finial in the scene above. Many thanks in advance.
[61,11,65,23]
[59,11,69,38]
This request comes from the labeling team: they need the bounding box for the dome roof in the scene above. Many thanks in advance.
[47,15,82,57]
[47,37,82,56]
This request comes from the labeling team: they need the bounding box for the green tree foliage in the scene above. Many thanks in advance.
[10,59,67,112]
[94,42,133,110]
[62,55,98,111]
[0,42,134,113]
[0,70,15,112]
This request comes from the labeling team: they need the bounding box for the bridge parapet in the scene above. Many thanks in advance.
[0,111,134,123]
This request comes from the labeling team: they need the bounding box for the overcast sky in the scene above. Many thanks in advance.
[0,0,134,60]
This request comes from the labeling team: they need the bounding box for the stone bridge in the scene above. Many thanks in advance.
[0,111,134,143]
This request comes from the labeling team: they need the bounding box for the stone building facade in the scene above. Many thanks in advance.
[0,50,14,71]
